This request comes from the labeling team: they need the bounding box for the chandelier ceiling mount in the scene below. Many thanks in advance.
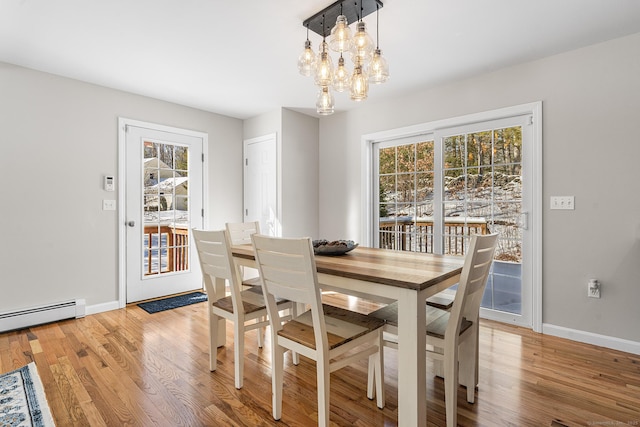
[303,0,383,38]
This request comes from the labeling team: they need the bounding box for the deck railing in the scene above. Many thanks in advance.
[143,224,189,275]
[143,218,487,274]
[379,217,488,255]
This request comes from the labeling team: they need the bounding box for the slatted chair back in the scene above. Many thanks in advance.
[226,221,263,288]
[251,235,326,345]
[192,229,243,315]
[226,221,260,245]
[447,233,498,342]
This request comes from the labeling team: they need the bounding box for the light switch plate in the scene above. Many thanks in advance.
[103,200,116,211]
[550,196,574,210]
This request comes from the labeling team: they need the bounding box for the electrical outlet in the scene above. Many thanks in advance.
[550,196,575,210]
[588,279,600,298]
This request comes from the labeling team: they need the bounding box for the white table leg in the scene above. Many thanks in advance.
[396,289,427,427]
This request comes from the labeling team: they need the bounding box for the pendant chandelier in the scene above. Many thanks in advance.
[298,0,389,115]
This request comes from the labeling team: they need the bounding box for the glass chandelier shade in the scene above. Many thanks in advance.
[316,86,335,115]
[314,42,334,87]
[350,58,369,101]
[329,15,353,53]
[368,48,389,84]
[332,54,351,92]
[297,39,316,77]
[350,21,374,64]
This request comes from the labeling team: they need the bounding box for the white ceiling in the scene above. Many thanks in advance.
[2,0,640,120]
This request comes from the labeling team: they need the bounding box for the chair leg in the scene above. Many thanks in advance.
[291,305,300,365]
[367,353,386,408]
[474,322,480,387]
[272,342,284,421]
[443,349,458,427]
[367,355,375,400]
[257,316,265,348]
[234,321,244,389]
[367,333,385,409]
[459,334,477,403]
[209,309,218,372]
[317,356,331,427]
[432,347,445,378]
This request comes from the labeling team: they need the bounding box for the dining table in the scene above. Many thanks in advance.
[230,243,465,427]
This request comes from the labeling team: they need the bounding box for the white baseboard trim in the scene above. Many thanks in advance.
[85,300,120,316]
[543,323,640,355]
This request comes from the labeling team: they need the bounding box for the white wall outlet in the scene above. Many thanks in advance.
[588,279,600,298]
[550,196,575,210]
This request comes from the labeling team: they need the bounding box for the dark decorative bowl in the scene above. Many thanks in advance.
[312,239,359,256]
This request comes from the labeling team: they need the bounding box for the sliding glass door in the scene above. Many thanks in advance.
[373,114,534,327]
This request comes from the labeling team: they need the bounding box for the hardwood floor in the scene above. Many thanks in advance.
[1,293,639,426]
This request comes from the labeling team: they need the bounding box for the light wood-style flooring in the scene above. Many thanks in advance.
[1,292,639,426]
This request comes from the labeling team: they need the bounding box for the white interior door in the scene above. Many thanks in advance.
[244,134,278,236]
[123,121,204,303]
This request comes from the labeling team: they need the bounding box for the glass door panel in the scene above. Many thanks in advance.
[143,141,190,277]
[442,125,523,315]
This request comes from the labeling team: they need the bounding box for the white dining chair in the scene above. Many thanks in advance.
[192,228,296,389]
[251,234,385,426]
[369,233,498,427]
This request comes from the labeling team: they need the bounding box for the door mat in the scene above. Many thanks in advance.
[137,291,207,314]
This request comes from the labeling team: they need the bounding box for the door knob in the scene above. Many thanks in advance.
[127,221,135,227]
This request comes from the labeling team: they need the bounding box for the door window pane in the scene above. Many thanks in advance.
[143,140,190,276]
[377,139,435,252]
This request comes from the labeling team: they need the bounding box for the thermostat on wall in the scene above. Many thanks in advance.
[104,175,115,191]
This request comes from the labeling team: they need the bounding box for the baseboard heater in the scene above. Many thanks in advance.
[0,299,86,333]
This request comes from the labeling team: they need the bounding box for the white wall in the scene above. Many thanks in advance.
[281,108,319,239]
[243,108,319,239]
[318,33,640,346]
[0,62,243,313]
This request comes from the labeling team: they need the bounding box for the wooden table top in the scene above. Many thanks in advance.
[231,244,464,292]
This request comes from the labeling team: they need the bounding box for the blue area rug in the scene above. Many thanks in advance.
[0,362,56,427]
[137,291,208,314]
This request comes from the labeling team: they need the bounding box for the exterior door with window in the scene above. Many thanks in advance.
[374,114,534,327]
[122,120,205,303]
